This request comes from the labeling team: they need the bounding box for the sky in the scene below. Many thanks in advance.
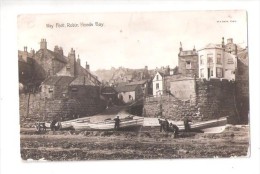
[17,10,247,71]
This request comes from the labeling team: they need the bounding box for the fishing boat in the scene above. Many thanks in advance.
[157,117,228,133]
[72,117,144,131]
[42,117,90,130]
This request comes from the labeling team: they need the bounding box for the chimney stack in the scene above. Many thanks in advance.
[85,61,90,70]
[77,54,81,65]
[222,37,225,48]
[40,38,47,50]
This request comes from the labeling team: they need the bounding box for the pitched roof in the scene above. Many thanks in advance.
[42,76,62,85]
[46,49,68,63]
[56,76,75,86]
[115,85,139,93]
[126,80,148,86]
[198,43,223,51]
[42,76,75,86]
[70,76,96,86]
[237,49,248,66]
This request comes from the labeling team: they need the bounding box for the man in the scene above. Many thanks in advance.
[169,123,179,137]
[183,116,192,132]
[114,115,120,130]
[165,119,169,132]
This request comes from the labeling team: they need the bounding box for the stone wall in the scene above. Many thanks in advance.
[19,93,106,127]
[143,79,239,124]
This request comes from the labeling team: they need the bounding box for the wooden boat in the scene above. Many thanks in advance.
[158,117,228,133]
[43,117,90,130]
[72,117,144,131]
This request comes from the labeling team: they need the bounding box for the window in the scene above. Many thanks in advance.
[71,87,78,92]
[156,83,159,90]
[200,55,204,65]
[207,54,213,66]
[200,69,204,78]
[210,69,213,76]
[48,88,53,93]
[186,61,191,69]
[216,68,223,78]
[217,54,222,64]
[156,75,159,81]
[227,58,234,64]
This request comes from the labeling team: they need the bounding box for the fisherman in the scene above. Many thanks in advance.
[158,119,163,132]
[183,116,192,132]
[165,119,170,132]
[169,123,179,138]
[114,115,120,130]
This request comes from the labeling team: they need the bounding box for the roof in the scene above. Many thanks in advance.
[56,76,75,86]
[237,49,248,66]
[115,85,139,93]
[198,43,223,51]
[46,49,68,63]
[179,50,197,56]
[126,80,148,86]
[70,76,96,86]
[42,76,75,86]
[101,86,117,94]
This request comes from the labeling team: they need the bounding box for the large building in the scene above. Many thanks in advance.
[197,43,237,81]
[18,39,101,91]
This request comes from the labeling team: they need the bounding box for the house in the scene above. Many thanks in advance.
[197,43,237,80]
[41,76,75,99]
[178,43,198,78]
[152,72,165,96]
[101,86,118,105]
[115,85,143,104]
[68,76,100,100]
[126,79,151,96]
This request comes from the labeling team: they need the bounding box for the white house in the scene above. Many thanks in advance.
[152,72,164,96]
[198,43,237,81]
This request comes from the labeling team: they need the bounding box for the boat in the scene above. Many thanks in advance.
[72,116,144,131]
[157,117,228,133]
[42,117,90,130]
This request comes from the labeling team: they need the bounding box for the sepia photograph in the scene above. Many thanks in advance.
[17,11,250,161]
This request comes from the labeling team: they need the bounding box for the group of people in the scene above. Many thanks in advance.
[158,117,192,136]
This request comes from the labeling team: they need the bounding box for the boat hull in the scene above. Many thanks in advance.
[72,118,144,131]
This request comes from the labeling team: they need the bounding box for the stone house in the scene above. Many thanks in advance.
[41,76,75,99]
[126,79,151,96]
[115,85,143,104]
[178,43,198,78]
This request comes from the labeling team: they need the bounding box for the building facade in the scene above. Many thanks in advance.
[178,43,198,78]
[198,43,236,81]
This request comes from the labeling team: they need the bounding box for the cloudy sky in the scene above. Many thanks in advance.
[17,10,247,71]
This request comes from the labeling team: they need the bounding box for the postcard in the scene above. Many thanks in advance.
[17,11,249,161]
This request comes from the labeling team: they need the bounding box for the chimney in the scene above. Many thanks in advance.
[40,39,47,50]
[59,47,63,56]
[85,61,90,70]
[193,45,196,51]
[30,48,35,56]
[179,42,183,52]
[227,38,233,44]
[54,45,59,53]
[222,37,225,48]
[68,48,76,76]
[24,46,27,52]
[77,54,81,65]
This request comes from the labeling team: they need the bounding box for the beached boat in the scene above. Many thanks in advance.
[157,117,228,133]
[43,117,90,130]
[72,117,144,131]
